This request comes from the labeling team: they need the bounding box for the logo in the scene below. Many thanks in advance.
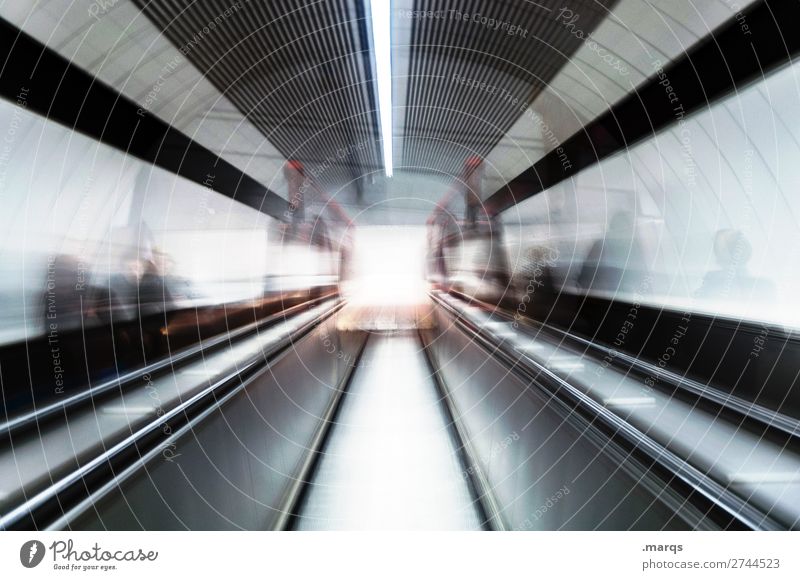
[20,540,46,568]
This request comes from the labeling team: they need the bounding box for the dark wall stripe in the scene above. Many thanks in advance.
[0,17,288,220]
[484,0,800,217]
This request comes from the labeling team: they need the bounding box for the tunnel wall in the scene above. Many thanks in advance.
[422,303,712,531]
[58,316,366,531]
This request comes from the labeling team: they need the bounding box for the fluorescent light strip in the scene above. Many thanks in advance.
[369,0,393,176]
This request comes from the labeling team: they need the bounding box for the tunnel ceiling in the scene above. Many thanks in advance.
[397,0,615,180]
[132,0,615,203]
[2,0,751,221]
[132,0,383,197]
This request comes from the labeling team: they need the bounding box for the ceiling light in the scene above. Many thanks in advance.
[368,0,393,177]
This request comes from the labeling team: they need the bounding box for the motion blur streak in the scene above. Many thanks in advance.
[1,0,800,533]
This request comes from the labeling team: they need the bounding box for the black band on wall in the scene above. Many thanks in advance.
[484,0,800,217]
[0,17,289,220]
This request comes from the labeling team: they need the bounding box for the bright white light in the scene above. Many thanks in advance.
[337,227,430,330]
[369,0,393,177]
[344,226,427,306]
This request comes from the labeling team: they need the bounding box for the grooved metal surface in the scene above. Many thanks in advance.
[400,0,614,177]
[133,0,613,195]
[293,332,483,530]
[133,0,382,194]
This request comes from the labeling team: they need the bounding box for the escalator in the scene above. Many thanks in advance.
[290,332,486,530]
[5,295,798,531]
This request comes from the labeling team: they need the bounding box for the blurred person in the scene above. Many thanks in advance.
[108,250,148,322]
[152,247,190,304]
[108,250,173,365]
[457,221,511,305]
[577,210,647,295]
[695,229,775,302]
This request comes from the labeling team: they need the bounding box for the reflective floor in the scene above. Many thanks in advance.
[292,332,483,530]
